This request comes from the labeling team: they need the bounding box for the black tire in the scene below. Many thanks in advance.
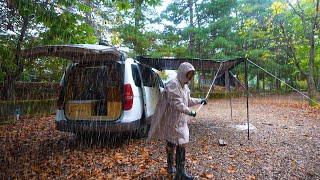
[135,124,150,138]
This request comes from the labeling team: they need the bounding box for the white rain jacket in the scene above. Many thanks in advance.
[147,62,202,145]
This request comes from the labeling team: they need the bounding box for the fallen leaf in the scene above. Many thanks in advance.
[246,148,256,153]
[159,167,167,175]
[205,173,214,179]
[227,165,237,174]
[246,175,256,180]
[209,163,219,170]
[201,172,215,179]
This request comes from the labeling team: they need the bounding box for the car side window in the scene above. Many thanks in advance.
[155,73,164,88]
[139,65,157,87]
[150,72,159,88]
[131,64,142,87]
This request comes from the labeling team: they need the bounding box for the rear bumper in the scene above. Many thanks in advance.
[55,119,140,133]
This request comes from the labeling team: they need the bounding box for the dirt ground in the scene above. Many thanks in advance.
[0,96,319,179]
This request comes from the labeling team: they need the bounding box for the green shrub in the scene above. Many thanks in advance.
[296,80,308,91]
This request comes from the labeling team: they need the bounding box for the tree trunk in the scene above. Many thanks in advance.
[195,2,201,57]
[262,73,265,91]
[3,16,29,100]
[306,32,318,104]
[306,0,319,104]
[133,0,143,54]
[274,71,281,91]
[134,0,143,29]
[286,0,319,105]
[256,74,260,93]
[3,75,16,100]
[275,78,281,91]
[84,2,102,40]
[188,0,194,55]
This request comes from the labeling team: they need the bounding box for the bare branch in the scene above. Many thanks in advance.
[296,0,306,16]
[279,21,307,76]
[287,0,311,41]
[287,0,304,19]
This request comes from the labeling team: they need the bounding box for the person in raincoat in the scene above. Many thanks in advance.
[147,62,207,180]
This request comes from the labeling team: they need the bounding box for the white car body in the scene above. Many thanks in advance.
[19,44,164,134]
[54,47,163,134]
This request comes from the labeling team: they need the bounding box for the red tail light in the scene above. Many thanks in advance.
[123,84,133,110]
[57,84,64,109]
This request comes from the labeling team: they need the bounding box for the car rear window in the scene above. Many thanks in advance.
[65,63,122,101]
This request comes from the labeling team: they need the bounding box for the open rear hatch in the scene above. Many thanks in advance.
[21,44,124,121]
[20,44,123,63]
[64,63,123,121]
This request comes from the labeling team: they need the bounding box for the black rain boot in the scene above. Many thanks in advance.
[174,146,193,180]
[166,141,176,174]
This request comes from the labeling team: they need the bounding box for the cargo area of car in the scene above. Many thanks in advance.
[64,62,123,121]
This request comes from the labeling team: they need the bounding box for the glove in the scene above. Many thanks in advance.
[200,99,207,105]
[188,110,196,117]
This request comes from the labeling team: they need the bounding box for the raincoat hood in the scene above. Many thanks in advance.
[177,62,195,85]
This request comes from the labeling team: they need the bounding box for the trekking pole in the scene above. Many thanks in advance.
[196,62,223,113]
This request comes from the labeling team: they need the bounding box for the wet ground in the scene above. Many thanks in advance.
[1,96,319,179]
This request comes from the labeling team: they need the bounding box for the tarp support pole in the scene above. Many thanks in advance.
[245,58,250,140]
[227,71,233,122]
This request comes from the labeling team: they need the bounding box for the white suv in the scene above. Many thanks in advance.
[21,44,164,135]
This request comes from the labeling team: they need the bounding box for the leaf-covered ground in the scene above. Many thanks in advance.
[1,96,319,179]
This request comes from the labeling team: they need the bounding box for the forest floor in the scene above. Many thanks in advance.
[1,95,319,179]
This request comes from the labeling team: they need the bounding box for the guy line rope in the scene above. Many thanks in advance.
[194,58,319,141]
[247,59,320,106]
[196,59,320,114]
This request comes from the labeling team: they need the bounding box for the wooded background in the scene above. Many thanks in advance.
[0,0,319,104]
